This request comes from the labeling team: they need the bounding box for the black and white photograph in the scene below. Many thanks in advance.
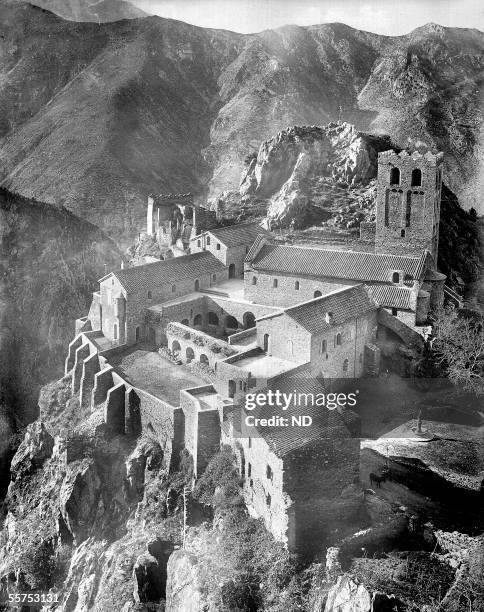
[0,0,483,610]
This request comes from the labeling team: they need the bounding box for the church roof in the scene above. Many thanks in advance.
[368,285,414,310]
[202,222,269,248]
[283,285,378,334]
[102,252,225,293]
[247,374,352,457]
[249,244,427,283]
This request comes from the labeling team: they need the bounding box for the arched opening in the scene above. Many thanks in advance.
[390,167,400,185]
[273,278,278,288]
[295,281,300,290]
[335,333,342,346]
[228,263,236,279]
[181,319,189,326]
[147,327,156,344]
[225,315,238,330]
[343,359,349,373]
[208,312,219,326]
[406,191,412,227]
[228,380,236,398]
[194,279,200,291]
[314,290,322,298]
[186,347,195,362]
[113,323,118,341]
[200,353,209,365]
[251,276,257,285]
[172,340,181,354]
[263,333,270,353]
[392,272,400,284]
[193,314,203,327]
[411,168,422,187]
[147,291,152,299]
[135,326,140,341]
[320,339,327,355]
[243,312,256,329]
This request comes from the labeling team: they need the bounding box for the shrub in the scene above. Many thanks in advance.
[193,447,241,507]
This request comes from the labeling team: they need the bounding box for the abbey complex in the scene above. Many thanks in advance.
[65,148,460,556]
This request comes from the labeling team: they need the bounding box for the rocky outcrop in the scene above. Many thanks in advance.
[165,549,208,612]
[9,421,53,481]
[324,575,403,612]
[60,460,101,544]
[235,123,391,229]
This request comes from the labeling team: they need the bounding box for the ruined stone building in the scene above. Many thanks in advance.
[68,149,451,554]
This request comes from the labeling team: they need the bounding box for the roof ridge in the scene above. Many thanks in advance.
[264,243,422,261]
[284,284,362,314]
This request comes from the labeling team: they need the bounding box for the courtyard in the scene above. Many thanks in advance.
[109,345,207,405]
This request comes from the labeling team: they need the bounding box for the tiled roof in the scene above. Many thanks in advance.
[250,244,427,282]
[284,285,378,334]
[106,252,226,293]
[368,285,413,310]
[206,222,269,248]
[249,374,351,457]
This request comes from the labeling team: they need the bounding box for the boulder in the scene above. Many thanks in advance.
[10,421,54,481]
[165,549,207,612]
[60,461,101,543]
[133,552,163,603]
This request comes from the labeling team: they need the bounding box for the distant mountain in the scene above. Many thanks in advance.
[0,2,482,246]
[20,0,148,22]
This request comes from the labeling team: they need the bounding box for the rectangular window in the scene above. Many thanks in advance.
[273,279,278,288]
[216,243,221,250]
[247,463,252,478]
[320,339,327,354]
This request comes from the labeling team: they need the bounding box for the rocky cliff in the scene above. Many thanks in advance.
[0,3,482,247]
[0,187,122,421]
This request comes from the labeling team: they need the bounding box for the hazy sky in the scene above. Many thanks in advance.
[132,0,484,34]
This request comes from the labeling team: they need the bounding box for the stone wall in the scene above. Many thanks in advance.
[244,269,352,307]
[256,313,311,363]
[166,322,235,368]
[359,221,376,241]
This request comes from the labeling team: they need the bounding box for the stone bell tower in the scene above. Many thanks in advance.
[375,150,443,261]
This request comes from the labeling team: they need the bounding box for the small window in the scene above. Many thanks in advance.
[206,236,211,245]
[248,437,252,448]
[197,240,201,247]
[216,243,221,250]
[245,246,249,254]
[239,381,243,390]
[212,274,217,281]
[113,323,118,340]
[252,276,257,286]
[359,353,363,364]
[392,308,398,316]
[266,465,273,480]
[247,463,252,478]
[343,359,349,372]
[320,339,327,355]
[335,333,342,346]
[273,278,278,288]
[194,279,199,291]
[392,272,400,284]
[400,229,406,237]
[266,494,271,507]
[147,291,152,299]
[390,167,400,185]
[411,168,422,187]
[171,284,176,293]
[295,281,300,290]
[314,290,322,298]
[112,278,115,285]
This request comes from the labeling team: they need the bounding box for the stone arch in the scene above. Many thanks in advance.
[186,347,195,362]
[193,314,203,327]
[243,312,256,329]
[225,315,238,329]
[172,340,181,353]
[411,168,422,187]
[314,290,322,298]
[199,353,209,365]
[228,263,236,278]
[194,279,200,291]
[181,319,189,326]
[390,167,400,185]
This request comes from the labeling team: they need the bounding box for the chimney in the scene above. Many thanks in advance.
[325,311,334,325]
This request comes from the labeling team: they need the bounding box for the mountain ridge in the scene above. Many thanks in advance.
[0,1,482,246]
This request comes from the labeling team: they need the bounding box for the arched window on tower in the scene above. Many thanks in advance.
[390,167,400,185]
[411,168,422,187]
[392,272,400,284]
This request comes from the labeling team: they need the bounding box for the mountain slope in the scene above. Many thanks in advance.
[0,187,122,420]
[20,0,148,22]
[0,3,482,246]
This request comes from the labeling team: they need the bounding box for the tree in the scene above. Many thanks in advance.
[431,306,484,396]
